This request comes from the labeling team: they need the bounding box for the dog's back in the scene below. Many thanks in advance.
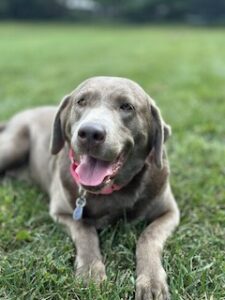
[0,106,56,191]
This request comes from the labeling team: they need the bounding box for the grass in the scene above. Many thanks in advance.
[0,23,225,300]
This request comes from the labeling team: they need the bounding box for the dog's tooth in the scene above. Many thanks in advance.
[105,177,111,184]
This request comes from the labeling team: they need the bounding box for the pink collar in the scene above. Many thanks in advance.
[69,149,124,195]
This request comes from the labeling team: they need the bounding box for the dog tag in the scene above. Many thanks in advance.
[73,196,86,220]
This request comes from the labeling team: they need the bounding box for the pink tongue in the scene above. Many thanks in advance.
[76,155,113,186]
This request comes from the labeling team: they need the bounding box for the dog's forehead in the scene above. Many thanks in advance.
[73,76,147,99]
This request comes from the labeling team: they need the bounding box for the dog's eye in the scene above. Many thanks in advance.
[120,103,135,111]
[77,97,86,106]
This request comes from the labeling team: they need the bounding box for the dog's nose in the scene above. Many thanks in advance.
[78,123,106,146]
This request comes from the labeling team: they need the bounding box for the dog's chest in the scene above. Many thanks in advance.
[80,189,148,228]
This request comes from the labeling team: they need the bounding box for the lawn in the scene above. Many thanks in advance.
[0,23,224,300]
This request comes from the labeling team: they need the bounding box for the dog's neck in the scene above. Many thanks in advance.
[69,148,150,221]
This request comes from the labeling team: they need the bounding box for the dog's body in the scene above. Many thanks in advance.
[0,77,179,300]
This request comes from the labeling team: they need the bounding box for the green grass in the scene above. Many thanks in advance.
[0,23,225,300]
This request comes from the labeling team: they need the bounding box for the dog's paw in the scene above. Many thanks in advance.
[135,273,170,300]
[75,259,107,284]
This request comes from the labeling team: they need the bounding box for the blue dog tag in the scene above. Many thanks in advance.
[73,196,86,220]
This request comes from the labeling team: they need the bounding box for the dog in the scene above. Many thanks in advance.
[0,77,179,300]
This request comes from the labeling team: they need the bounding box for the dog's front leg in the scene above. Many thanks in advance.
[135,198,179,300]
[52,213,106,283]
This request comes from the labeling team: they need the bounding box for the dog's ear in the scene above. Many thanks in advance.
[150,101,172,169]
[50,95,71,155]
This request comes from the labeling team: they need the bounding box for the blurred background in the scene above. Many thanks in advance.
[0,0,225,25]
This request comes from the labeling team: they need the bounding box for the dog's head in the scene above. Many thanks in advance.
[51,77,171,192]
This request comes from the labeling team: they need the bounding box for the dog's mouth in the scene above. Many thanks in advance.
[70,152,124,189]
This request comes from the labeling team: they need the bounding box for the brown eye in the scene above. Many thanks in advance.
[77,97,86,106]
[120,103,135,111]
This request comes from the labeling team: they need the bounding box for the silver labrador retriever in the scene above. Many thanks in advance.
[0,77,179,300]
